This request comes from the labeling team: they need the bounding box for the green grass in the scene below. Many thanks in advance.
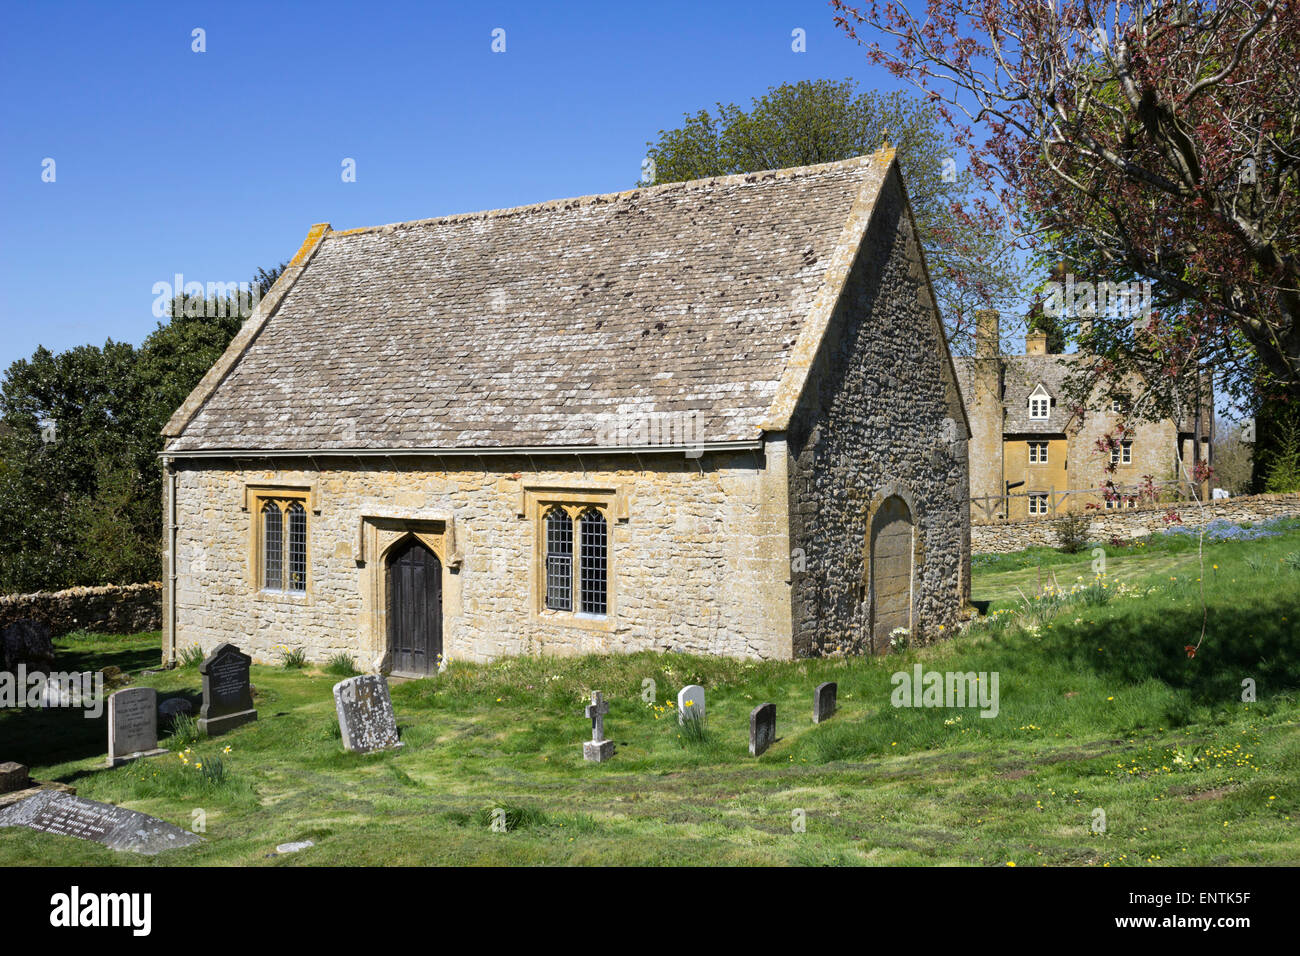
[2,525,1298,866]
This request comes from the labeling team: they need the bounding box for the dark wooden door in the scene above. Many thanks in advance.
[387,538,442,675]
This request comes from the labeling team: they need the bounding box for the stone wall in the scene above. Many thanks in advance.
[786,166,970,655]
[0,583,162,636]
[971,492,1300,554]
[170,449,794,667]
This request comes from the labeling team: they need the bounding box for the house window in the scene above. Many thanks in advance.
[544,507,573,611]
[579,508,608,616]
[1106,495,1137,510]
[1028,441,1048,464]
[255,492,310,592]
[1029,396,1050,419]
[1111,441,1133,465]
[1028,493,1049,515]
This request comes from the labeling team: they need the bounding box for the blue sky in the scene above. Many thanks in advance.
[0,0,909,370]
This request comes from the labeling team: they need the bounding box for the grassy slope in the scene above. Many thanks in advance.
[1,525,1298,866]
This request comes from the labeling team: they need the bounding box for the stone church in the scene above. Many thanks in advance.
[160,148,971,674]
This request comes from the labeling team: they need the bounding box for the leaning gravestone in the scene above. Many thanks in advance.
[677,684,706,726]
[107,687,167,767]
[0,789,200,855]
[813,681,838,724]
[749,702,776,756]
[333,675,403,753]
[198,643,257,736]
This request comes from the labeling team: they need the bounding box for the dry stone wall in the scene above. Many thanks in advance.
[971,492,1300,554]
[0,583,162,637]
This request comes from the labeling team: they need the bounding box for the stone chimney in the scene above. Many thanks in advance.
[975,309,999,358]
[1025,331,1048,355]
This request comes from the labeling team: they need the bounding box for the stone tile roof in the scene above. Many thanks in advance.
[165,153,894,453]
[954,353,1076,434]
[954,352,1205,434]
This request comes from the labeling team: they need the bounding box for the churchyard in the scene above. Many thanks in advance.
[1,520,1297,866]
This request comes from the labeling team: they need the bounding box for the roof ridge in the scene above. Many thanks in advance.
[329,150,892,238]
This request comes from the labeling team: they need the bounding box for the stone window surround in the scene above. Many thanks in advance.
[518,483,628,633]
[1028,440,1049,464]
[1110,440,1134,465]
[1028,492,1050,515]
[244,484,314,603]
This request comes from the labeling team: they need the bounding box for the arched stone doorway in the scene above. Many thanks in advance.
[869,494,914,653]
[386,536,443,676]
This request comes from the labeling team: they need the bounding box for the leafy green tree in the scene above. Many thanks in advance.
[643,78,1024,352]
[0,263,286,592]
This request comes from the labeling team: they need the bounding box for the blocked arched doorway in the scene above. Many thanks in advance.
[386,536,443,675]
[869,495,914,653]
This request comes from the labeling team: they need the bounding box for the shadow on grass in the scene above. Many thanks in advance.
[1044,594,1300,703]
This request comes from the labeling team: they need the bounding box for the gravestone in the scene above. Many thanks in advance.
[1,619,54,673]
[677,684,706,726]
[749,702,776,756]
[813,681,837,724]
[333,675,403,753]
[0,788,200,855]
[158,697,193,721]
[582,691,614,762]
[198,643,257,736]
[0,762,29,794]
[107,687,167,767]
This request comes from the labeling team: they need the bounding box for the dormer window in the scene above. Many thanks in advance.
[1028,384,1051,420]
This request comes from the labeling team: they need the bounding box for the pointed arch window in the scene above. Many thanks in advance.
[532,496,615,622]
[262,502,282,590]
[287,501,307,592]
[578,508,608,616]
[544,507,573,611]
[253,491,310,593]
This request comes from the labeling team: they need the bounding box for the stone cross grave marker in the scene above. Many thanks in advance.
[107,687,167,767]
[750,702,776,756]
[677,684,705,726]
[583,691,614,762]
[333,674,403,753]
[198,643,257,736]
[813,681,838,724]
[0,789,201,855]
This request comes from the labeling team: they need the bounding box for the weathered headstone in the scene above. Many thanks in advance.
[813,681,837,724]
[0,788,200,855]
[198,643,256,736]
[677,684,706,726]
[582,691,614,762]
[333,674,403,753]
[1,619,54,673]
[158,697,193,721]
[749,702,776,756]
[107,687,167,767]
[0,762,29,794]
